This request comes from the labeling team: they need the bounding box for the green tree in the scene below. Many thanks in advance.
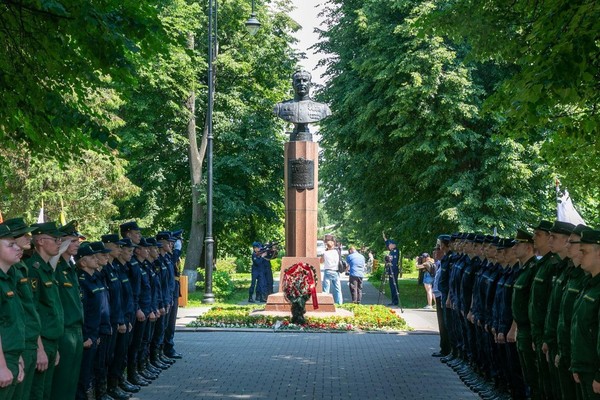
[315,0,552,252]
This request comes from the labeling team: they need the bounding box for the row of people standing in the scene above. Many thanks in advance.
[433,220,600,399]
[0,217,183,400]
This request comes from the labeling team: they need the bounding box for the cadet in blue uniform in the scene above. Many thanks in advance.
[249,242,267,303]
[76,244,109,400]
[156,232,177,365]
[163,229,183,360]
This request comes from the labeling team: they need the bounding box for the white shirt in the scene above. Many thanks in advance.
[322,249,340,271]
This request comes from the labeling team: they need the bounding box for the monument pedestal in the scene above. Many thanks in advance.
[264,257,336,313]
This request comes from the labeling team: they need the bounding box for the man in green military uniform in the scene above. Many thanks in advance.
[26,222,66,400]
[570,229,600,399]
[50,221,85,400]
[0,223,26,400]
[541,221,575,398]
[556,224,593,399]
[4,217,42,400]
[528,220,561,399]
[510,228,541,399]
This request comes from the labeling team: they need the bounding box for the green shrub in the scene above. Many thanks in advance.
[270,257,281,272]
[195,269,236,301]
[235,256,251,273]
[401,258,415,275]
[216,257,237,274]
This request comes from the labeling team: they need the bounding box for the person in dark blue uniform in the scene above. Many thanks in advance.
[155,232,177,365]
[249,242,267,303]
[138,238,161,381]
[163,229,183,360]
[76,244,109,400]
[146,237,170,372]
[108,237,140,394]
[382,232,400,306]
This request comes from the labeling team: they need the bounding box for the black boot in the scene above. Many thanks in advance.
[150,349,169,370]
[118,376,140,393]
[95,379,116,400]
[107,377,131,400]
[248,296,255,303]
[127,366,149,387]
[158,347,175,365]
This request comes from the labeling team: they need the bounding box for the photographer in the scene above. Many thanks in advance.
[416,253,436,310]
[248,242,268,303]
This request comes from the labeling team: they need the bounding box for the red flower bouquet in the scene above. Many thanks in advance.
[282,262,319,324]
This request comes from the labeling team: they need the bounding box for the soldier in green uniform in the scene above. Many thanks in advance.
[50,221,85,400]
[570,229,600,399]
[541,221,575,398]
[528,220,560,399]
[4,217,42,400]
[26,222,66,400]
[510,228,540,399]
[0,224,26,400]
[556,224,593,399]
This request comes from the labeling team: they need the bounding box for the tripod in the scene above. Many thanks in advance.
[378,264,403,313]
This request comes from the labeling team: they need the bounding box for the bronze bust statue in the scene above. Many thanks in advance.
[274,70,331,141]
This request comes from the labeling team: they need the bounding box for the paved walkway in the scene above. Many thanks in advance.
[132,332,476,400]
[175,276,440,333]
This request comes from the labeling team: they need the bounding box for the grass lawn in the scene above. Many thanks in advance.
[368,270,431,309]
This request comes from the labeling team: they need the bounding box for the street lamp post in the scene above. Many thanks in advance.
[204,0,260,304]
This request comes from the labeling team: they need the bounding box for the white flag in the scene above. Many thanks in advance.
[557,189,585,225]
[37,200,45,223]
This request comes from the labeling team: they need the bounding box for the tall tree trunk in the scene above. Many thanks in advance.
[183,33,208,292]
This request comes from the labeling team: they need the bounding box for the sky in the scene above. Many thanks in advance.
[288,0,328,85]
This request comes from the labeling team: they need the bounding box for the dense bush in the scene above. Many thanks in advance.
[195,269,236,301]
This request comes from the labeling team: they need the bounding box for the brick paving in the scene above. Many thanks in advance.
[131,331,477,400]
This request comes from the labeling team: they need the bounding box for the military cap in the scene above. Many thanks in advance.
[530,220,553,232]
[157,231,176,242]
[31,222,66,237]
[89,241,111,254]
[75,244,98,261]
[252,241,262,248]
[450,233,461,241]
[101,234,126,245]
[490,236,501,245]
[549,221,576,236]
[119,238,137,248]
[385,239,397,246]
[572,224,593,237]
[498,238,517,249]
[483,235,495,244]
[0,225,13,239]
[59,220,86,239]
[437,234,451,243]
[136,237,153,247]
[145,237,162,248]
[473,234,485,244]
[120,221,143,233]
[514,229,534,243]
[3,217,36,237]
[571,229,600,245]
[171,229,183,239]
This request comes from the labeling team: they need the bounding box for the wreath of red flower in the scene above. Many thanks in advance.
[282,262,319,309]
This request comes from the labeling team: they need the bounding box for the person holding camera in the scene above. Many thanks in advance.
[248,242,268,303]
[416,253,436,310]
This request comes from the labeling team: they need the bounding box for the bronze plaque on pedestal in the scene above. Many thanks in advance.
[288,158,314,189]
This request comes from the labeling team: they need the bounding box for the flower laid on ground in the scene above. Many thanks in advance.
[188,303,410,332]
[282,262,319,324]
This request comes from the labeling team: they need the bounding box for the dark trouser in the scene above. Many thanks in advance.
[139,319,155,364]
[128,318,147,370]
[348,276,363,303]
[516,328,540,399]
[50,326,83,400]
[95,333,112,387]
[557,355,577,400]
[452,308,464,356]
[388,267,399,305]
[464,317,477,363]
[577,371,600,400]
[151,313,166,353]
[532,335,555,399]
[30,337,58,400]
[109,329,130,380]
[164,283,179,353]
[0,351,21,400]
[435,296,450,355]
[504,341,527,399]
[14,343,37,400]
[249,267,266,298]
[77,342,98,400]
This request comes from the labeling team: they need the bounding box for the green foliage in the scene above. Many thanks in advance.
[195,269,236,301]
[0,147,139,239]
[189,304,409,331]
[234,256,251,273]
[315,0,553,253]
[401,258,416,276]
